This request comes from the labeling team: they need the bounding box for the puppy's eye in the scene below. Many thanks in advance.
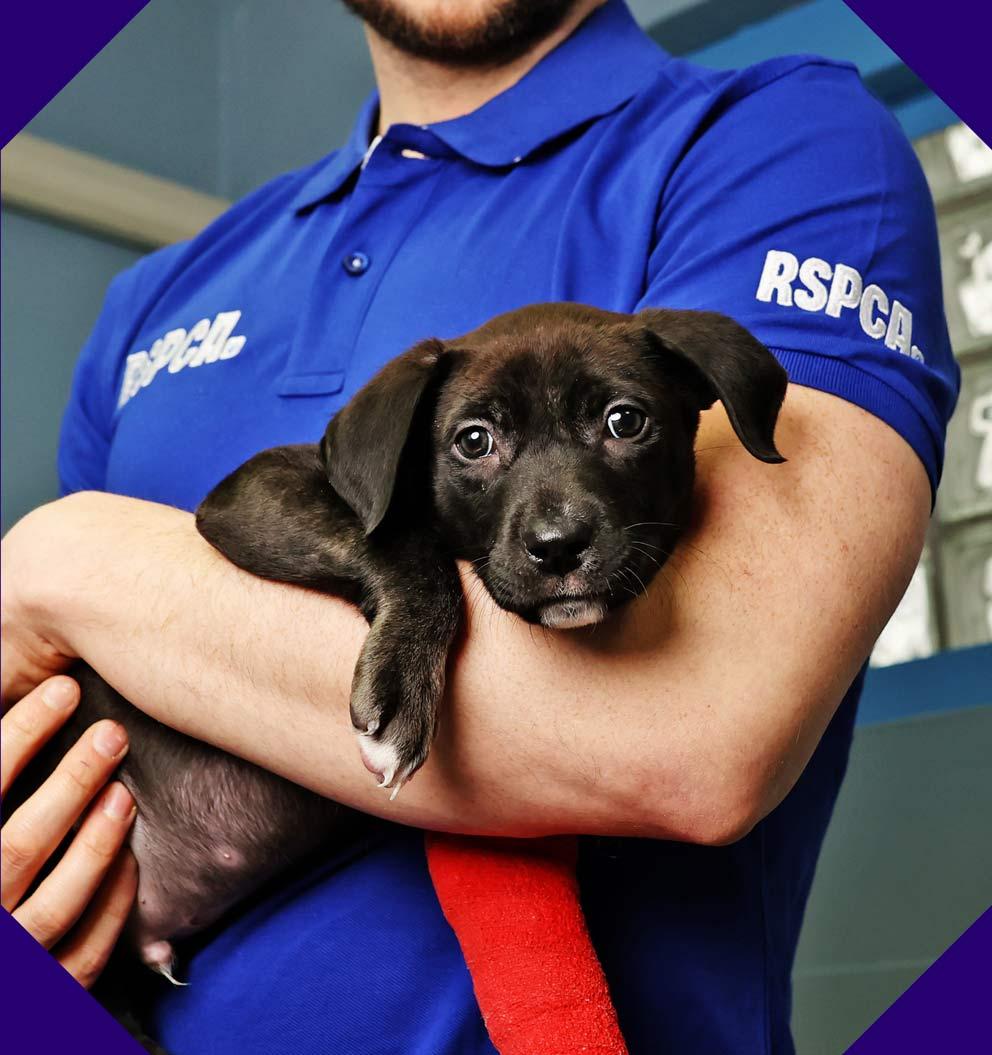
[606,405,647,440]
[454,426,494,460]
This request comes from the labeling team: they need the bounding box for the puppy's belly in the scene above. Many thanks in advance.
[65,666,349,971]
[121,751,342,966]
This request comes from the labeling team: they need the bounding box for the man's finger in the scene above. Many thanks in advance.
[1,720,129,910]
[56,849,139,989]
[11,781,136,948]
[0,676,80,796]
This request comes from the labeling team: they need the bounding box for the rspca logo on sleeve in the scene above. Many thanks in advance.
[118,310,246,408]
[755,250,926,362]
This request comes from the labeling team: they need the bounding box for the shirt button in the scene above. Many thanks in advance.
[343,251,370,275]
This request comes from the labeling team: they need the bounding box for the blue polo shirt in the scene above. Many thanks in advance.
[59,2,958,1052]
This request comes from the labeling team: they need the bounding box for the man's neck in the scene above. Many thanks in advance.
[367,0,605,134]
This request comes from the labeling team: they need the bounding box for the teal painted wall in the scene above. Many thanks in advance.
[2,2,374,536]
[1,212,141,531]
[25,0,224,193]
[3,0,225,532]
[791,701,991,1052]
[216,0,373,199]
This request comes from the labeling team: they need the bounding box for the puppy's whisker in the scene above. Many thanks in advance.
[621,523,715,575]
[626,537,666,554]
[615,567,640,601]
[623,521,682,532]
[463,571,488,607]
[656,537,730,585]
[626,566,648,597]
[623,554,675,607]
[628,543,663,567]
[605,569,625,601]
[651,552,688,595]
[657,566,678,612]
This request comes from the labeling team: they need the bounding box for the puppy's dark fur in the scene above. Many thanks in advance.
[16,303,787,992]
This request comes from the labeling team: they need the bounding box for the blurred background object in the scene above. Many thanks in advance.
[1,3,989,1052]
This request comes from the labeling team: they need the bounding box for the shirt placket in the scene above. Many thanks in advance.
[280,130,448,398]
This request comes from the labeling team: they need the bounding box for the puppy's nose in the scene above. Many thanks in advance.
[522,518,593,575]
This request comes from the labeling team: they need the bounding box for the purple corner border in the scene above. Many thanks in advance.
[845,907,992,1053]
[0,0,150,146]
[0,910,144,1053]
[1,9,153,1054]
[843,0,991,145]
[0,1,989,1052]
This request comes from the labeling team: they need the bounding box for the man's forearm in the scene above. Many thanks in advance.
[12,491,675,837]
[6,387,930,843]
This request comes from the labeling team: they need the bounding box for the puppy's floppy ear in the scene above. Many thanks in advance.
[321,338,448,534]
[638,308,788,463]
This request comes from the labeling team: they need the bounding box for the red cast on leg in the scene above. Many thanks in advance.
[426,832,628,1055]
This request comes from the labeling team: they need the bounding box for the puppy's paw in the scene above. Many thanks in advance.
[356,729,426,800]
[350,642,444,798]
[351,678,436,798]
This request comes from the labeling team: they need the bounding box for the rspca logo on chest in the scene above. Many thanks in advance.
[118,310,246,408]
[755,250,925,362]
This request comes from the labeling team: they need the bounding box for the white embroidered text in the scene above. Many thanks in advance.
[755,250,925,362]
[118,310,247,407]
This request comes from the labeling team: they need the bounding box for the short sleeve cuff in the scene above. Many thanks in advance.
[772,347,943,502]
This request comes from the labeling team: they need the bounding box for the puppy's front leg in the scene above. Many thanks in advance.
[196,444,370,599]
[196,444,461,793]
[350,541,461,794]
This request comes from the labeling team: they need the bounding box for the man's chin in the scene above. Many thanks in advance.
[341,0,581,68]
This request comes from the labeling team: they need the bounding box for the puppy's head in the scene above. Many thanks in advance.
[323,303,787,628]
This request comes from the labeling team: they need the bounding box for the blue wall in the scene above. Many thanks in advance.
[857,643,991,726]
[3,0,226,531]
[2,2,377,535]
[216,0,373,199]
[0,212,140,530]
[25,0,224,193]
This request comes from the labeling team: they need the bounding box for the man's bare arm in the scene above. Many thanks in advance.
[1,385,929,843]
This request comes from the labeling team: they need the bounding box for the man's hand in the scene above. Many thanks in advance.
[1,676,138,988]
[2,510,78,706]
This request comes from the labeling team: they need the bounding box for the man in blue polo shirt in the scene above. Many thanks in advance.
[1,0,959,1051]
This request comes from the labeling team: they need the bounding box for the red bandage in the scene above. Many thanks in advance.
[426,832,628,1055]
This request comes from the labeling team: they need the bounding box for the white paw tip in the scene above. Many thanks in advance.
[358,731,400,790]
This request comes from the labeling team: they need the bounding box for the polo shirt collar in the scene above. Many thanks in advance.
[427,0,667,166]
[292,0,666,212]
[291,93,380,212]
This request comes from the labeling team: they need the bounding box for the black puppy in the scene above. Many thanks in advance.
[22,302,786,981]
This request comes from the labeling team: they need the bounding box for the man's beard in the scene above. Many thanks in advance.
[341,0,583,67]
